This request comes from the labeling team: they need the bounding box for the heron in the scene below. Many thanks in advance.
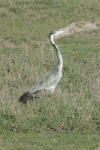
[29,30,63,100]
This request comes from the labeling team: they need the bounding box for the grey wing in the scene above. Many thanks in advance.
[29,67,60,94]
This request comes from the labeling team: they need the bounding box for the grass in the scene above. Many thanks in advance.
[0,0,100,149]
[0,131,100,150]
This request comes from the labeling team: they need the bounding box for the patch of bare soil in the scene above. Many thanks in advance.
[0,40,29,48]
[54,19,100,39]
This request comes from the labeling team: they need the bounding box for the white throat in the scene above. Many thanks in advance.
[51,35,55,44]
[50,31,63,44]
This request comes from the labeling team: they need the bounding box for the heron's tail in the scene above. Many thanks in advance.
[19,91,33,104]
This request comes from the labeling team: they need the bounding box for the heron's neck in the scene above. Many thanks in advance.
[50,35,63,70]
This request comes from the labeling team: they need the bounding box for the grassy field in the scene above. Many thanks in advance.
[0,0,100,149]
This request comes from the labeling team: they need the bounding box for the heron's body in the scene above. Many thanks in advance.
[29,64,62,94]
[29,30,63,98]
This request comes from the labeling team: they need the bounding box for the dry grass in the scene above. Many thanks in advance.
[0,0,100,149]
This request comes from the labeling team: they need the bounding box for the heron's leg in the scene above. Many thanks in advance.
[49,93,53,100]
[33,97,34,104]
[49,89,54,100]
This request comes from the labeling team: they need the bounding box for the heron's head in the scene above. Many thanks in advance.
[49,30,63,39]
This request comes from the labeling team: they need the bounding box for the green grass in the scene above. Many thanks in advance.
[0,0,100,149]
[0,131,100,150]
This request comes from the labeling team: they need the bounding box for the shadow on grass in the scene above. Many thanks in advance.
[19,92,33,104]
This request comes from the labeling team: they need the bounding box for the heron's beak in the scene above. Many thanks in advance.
[55,30,63,36]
